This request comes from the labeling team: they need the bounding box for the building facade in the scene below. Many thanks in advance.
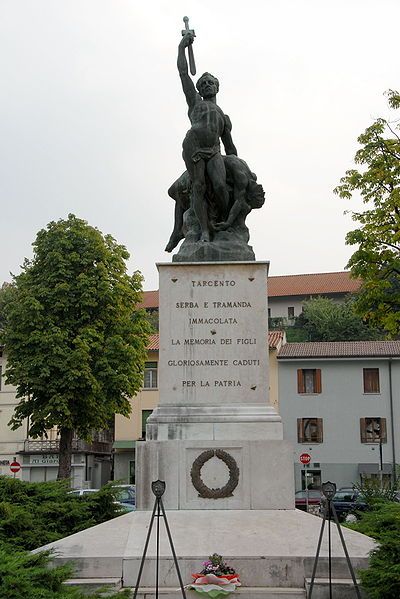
[278,341,400,491]
[0,349,113,488]
[0,348,25,479]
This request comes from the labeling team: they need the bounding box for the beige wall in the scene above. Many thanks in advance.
[269,348,279,412]
[0,352,25,478]
[115,350,160,441]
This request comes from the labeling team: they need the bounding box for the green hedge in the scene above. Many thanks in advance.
[0,476,124,550]
[0,477,131,598]
[346,500,400,599]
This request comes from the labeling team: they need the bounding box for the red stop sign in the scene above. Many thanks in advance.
[10,461,21,473]
[299,453,311,465]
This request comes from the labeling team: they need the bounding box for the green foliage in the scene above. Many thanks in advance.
[0,477,131,598]
[145,309,159,332]
[0,476,125,551]
[0,545,130,598]
[346,501,400,599]
[0,547,76,599]
[285,327,309,342]
[335,89,400,337]
[354,478,398,505]
[0,214,151,476]
[298,296,381,341]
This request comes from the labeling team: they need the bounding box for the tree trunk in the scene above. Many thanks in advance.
[57,428,74,481]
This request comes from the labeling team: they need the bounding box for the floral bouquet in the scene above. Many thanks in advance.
[187,554,240,598]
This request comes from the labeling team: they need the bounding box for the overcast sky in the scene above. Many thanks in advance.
[1,1,398,290]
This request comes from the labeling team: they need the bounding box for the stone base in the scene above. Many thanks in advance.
[172,239,255,262]
[146,405,283,441]
[136,440,294,510]
[39,509,374,592]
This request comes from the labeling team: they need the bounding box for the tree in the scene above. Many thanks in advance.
[346,500,400,599]
[0,215,151,480]
[299,296,381,341]
[335,90,400,337]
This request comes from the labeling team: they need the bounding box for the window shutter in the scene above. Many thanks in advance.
[317,418,323,443]
[360,418,367,443]
[315,369,322,393]
[363,368,380,393]
[380,418,387,443]
[297,418,304,443]
[363,369,370,393]
[372,370,380,393]
[297,370,305,394]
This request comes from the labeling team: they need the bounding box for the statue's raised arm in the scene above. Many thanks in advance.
[178,31,198,110]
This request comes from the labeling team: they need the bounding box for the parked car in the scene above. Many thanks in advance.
[325,490,368,521]
[68,489,100,497]
[113,484,136,512]
[295,489,322,511]
[68,485,136,512]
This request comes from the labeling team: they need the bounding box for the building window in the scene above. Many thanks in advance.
[363,368,380,394]
[301,469,321,490]
[141,409,153,438]
[288,306,295,319]
[268,308,271,318]
[297,418,323,443]
[297,369,322,394]
[129,459,135,485]
[360,417,387,443]
[144,362,158,389]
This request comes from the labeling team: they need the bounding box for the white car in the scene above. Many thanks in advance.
[68,489,100,497]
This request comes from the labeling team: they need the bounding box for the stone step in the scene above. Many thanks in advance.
[64,583,306,599]
[129,588,306,599]
[305,577,367,599]
[64,577,122,594]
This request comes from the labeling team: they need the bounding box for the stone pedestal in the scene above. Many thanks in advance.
[136,261,294,511]
[39,260,374,596]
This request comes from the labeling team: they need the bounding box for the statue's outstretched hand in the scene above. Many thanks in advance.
[180,31,194,48]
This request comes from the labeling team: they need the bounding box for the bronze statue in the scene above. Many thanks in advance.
[167,18,265,262]
[165,156,264,253]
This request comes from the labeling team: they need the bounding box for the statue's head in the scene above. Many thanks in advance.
[247,181,265,209]
[196,72,219,98]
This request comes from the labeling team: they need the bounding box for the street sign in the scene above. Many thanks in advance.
[10,461,21,473]
[299,453,311,465]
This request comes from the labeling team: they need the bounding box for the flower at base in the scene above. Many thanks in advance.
[187,555,240,598]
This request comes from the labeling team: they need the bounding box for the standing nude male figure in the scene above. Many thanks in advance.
[178,31,238,242]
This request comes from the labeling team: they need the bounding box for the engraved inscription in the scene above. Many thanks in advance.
[162,271,267,400]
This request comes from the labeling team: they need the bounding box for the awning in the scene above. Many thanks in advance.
[358,463,392,474]
[113,440,136,449]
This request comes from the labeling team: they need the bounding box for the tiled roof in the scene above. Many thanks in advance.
[140,272,361,308]
[268,330,285,349]
[147,334,160,351]
[268,272,361,297]
[141,290,159,309]
[278,341,400,359]
[147,332,284,351]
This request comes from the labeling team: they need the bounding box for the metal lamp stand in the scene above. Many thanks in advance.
[308,482,362,599]
[133,480,187,599]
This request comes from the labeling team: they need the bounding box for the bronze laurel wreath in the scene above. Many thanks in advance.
[190,448,240,499]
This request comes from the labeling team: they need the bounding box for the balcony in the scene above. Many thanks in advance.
[22,436,113,455]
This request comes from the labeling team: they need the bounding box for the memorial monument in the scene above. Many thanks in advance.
[136,16,291,512]
[40,18,374,597]
[165,19,265,262]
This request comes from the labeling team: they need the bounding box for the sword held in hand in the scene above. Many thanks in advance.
[182,16,196,76]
